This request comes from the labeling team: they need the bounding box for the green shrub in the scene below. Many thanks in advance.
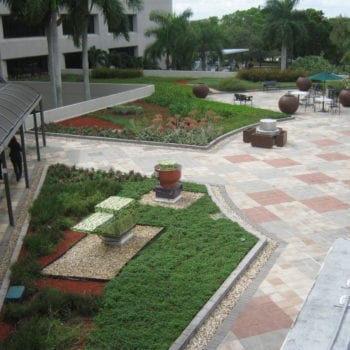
[237,68,308,82]
[218,78,250,91]
[10,256,41,292]
[0,316,81,350]
[110,104,144,115]
[2,287,101,323]
[91,67,143,79]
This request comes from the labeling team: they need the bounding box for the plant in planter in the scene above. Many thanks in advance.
[72,196,138,246]
[278,92,299,115]
[154,160,182,202]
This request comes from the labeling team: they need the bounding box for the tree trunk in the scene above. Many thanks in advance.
[200,51,206,71]
[82,20,91,100]
[46,25,57,107]
[281,42,287,70]
[51,9,63,107]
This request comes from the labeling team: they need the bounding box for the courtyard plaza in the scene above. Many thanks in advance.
[0,88,350,349]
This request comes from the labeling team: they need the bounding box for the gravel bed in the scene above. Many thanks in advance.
[42,225,163,280]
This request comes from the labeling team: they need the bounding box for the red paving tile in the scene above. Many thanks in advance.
[295,172,337,185]
[316,152,350,161]
[225,154,258,163]
[301,196,349,213]
[248,190,294,206]
[338,130,350,136]
[264,158,300,168]
[232,296,292,339]
[344,180,350,186]
[244,206,280,223]
[311,139,340,147]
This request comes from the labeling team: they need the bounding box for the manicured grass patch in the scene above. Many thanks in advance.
[88,185,257,349]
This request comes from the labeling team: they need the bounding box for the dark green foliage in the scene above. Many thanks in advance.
[91,67,143,79]
[2,287,101,323]
[218,78,252,91]
[9,256,41,293]
[237,68,308,82]
[0,316,81,350]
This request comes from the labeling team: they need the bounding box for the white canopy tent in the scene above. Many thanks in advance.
[222,48,249,55]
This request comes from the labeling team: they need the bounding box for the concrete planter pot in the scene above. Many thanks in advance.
[154,164,182,188]
[192,83,209,98]
[339,89,350,107]
[296,77,312,91]
[278,94,299,115]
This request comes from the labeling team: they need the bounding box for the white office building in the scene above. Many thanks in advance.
[0,0,172,79]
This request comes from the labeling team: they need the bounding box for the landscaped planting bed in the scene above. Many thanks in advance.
[44,79,286,146]
[0,164,257,349]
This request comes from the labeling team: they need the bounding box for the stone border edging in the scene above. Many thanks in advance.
[29,115,294,151]
[169,185,268,350]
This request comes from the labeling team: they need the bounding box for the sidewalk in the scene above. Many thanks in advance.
[1,89,350,349]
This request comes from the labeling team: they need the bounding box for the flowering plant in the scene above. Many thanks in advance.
[156,160,180,171]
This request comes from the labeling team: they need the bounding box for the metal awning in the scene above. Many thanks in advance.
[0,82,46,226]
[222,48,249,55]
[0,83,42,154]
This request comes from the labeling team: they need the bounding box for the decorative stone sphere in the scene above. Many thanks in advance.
[278,94,299,115]
[339,89,350,107]
[192,83,209,98]
[296,77,312,91]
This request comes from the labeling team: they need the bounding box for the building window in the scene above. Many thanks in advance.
[128,15,135,32]
[62,15,96,35]
[7,56,47,79]
[64,52,82,69]
[108,15,136,33]
[108,47,141,68]
[2,15,45,38]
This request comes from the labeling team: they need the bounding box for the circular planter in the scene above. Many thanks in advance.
[296,77,312,91]
[278,94,299,115]
[154,164,182,188]
[339,89,350,107]
[192,83,209,98]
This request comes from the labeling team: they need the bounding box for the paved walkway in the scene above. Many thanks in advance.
[1,89,350,349]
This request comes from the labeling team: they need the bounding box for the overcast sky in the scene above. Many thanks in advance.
[173,0,350,20]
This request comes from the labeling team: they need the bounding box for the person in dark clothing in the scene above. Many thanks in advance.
[0,158,2,180]
[8,136,22,182]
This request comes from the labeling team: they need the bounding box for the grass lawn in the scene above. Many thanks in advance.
[1,165,258,349]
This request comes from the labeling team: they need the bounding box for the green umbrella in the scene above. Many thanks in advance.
[308,72,343,82]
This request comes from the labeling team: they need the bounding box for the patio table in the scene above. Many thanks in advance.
[315,96,333,112]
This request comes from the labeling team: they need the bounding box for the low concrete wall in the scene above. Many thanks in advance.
[24,83,154,129]
[143,69,236,79]
[62,68,237,79]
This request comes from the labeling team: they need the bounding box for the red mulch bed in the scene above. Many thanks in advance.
[57,116,123,130]
[0,322,12,341]
[38,230,86,268]
[37,278,106,296]
[36,230,107,295]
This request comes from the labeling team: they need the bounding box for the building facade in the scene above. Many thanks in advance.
[0,0,172,79]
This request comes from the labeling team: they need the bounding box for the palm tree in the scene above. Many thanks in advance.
[145,9,194,70]
[263,0,304,70]
[1,0,63,106]
[192,17,224,71]
[63,0,143,101]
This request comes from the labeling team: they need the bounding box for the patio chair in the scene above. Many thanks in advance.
[301,94,315,111]
[327,96,341,114]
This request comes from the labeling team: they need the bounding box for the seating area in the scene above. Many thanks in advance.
[234,93,253,105]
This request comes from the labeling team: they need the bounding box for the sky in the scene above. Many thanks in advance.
[173,0,350,20]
